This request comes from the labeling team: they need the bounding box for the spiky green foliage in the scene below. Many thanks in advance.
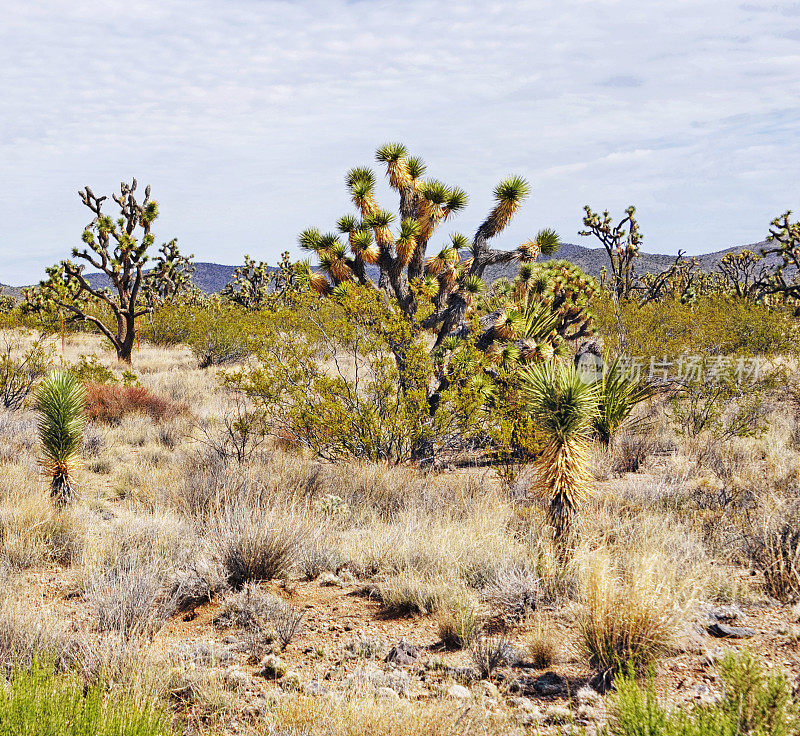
[34,370,86,505]
[520,360,599,553]
[593,357,655,447]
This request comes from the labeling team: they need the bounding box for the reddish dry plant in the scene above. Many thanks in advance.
[83,384,179,424]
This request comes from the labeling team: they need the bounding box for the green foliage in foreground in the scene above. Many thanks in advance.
[610,651,798,736]
[0,660,173,736]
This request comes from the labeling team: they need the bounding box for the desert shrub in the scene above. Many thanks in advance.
[744,508,800,602]
[0,659,173,736]
[595,293,795,359]
[84,384,177,424]
[145,301,254,367]
[0,500,85,568]
[576,548,683,686]
[83,554,178,640]
[0,335,51,410]
[482,564,541,622]
[668,364,774,440]
[610,651,798,736]
[215,503,308,589]
[437,596,482,649]
[225,287,488,463]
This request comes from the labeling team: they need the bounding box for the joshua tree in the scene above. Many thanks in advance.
[580,206,643,300]
[759,212,800,304]
[34,370,86,505]
[520,360,599,557]
[296,143,562,349]
[25,180,193,363]
[222,252,300,310]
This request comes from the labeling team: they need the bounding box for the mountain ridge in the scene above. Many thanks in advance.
[1,240,775,296]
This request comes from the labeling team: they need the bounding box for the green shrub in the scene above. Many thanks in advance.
[0,659,172,735]
[144,301,254,367]
[0,336,52,410]
[594,294,795,360]
[225,287,488,463]
[610,651,798,736]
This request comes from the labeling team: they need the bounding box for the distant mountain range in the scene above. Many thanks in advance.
[1,240,775,297]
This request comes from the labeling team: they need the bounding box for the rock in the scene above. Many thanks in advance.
[222,667,250,691]
[706,605,743,622]
[533,671,566,696]
[707,623,756,639]
[280,671,302,691]
[386,641,422,666]
[260,654,287,679]
[319,572,342,586]
[478,681,501,699]
[302,681,330,696]
[447,684,471,700]
[376,686,400,700]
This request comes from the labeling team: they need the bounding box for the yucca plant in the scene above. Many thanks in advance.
[34,370,86,505]
[593,357,654,447]
[520,360,599,555]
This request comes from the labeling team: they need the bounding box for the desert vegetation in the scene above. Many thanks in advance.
[3,147,800,733]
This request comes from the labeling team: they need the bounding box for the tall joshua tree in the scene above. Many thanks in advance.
[297,143,561,349]
[34,370,86,506]
[520,360,599,557]
[25,180,193,363]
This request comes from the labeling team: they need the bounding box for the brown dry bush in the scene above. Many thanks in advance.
[83,383,179,424]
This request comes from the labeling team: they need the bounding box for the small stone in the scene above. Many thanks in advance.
[706,605,743,622]
[260,654,287,679]
[447,684,471,700]
[386,641,422,666]
[376,686,400,700]
[319,572,342,586]
[533,671,566,696]
[707,623,756,639]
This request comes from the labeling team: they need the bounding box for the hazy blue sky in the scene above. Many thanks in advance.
[2,0,799,284]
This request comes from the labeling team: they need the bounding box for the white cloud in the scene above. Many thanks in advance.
[0,0,799,283]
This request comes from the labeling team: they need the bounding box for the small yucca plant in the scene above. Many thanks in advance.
[520,360,599,556]
[34,370,86,505]
[594,358,654,448]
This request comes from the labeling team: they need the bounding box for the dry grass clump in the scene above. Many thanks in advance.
[743,501,800,602]
[437,596,482,649]
[526,620,558,669]
[482,564,542,622]
[83,554,179,640]
[84,383,179,424]
[575,546,688,685]
[258,694,512,736]
[214,501,309,590]
[0,495,85,568]
[374,572,452,616]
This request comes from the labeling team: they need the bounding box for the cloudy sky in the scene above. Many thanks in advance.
[1,0,799,284]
